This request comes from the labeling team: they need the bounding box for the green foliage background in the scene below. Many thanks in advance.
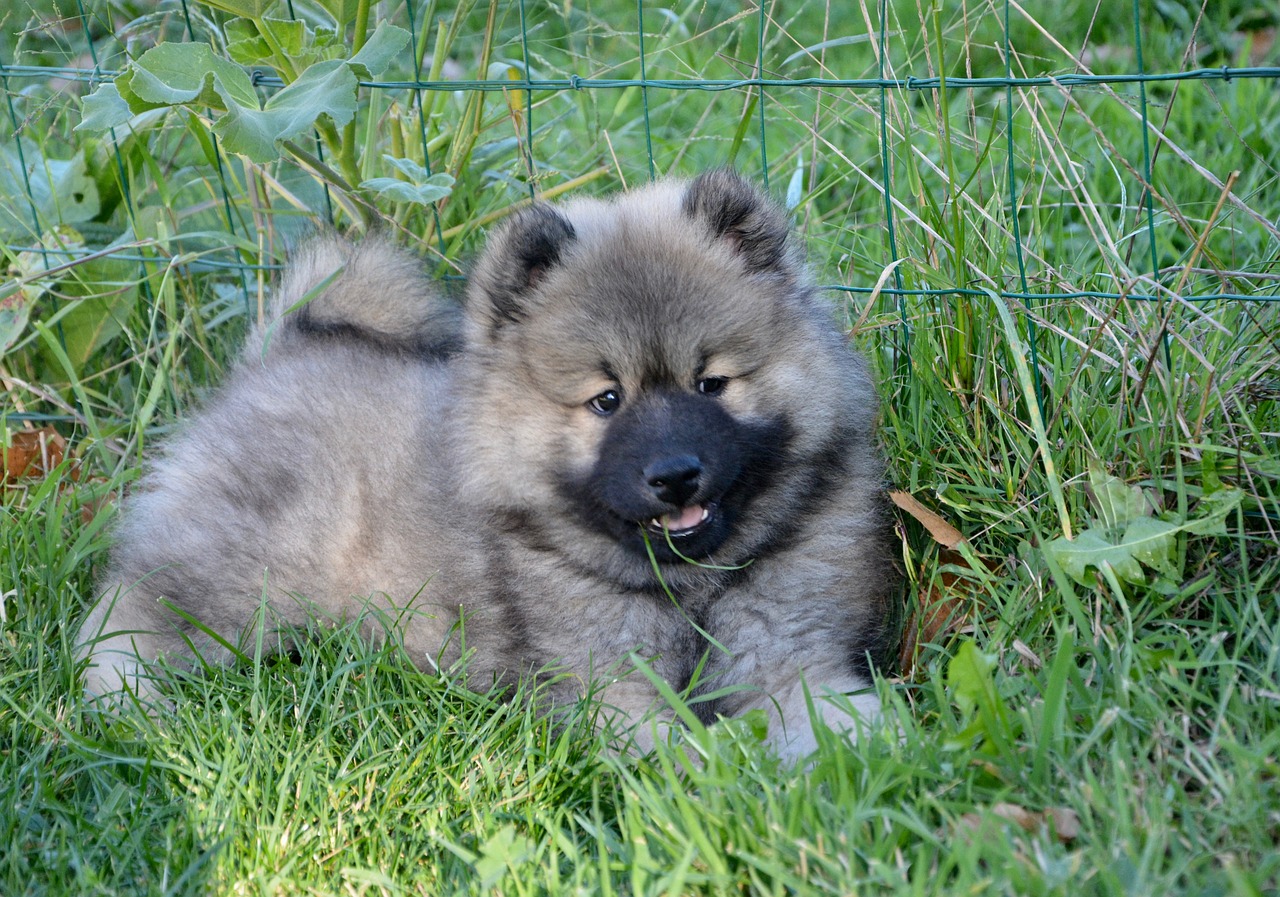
[1,0,1278,894]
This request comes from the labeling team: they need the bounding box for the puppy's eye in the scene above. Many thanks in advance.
[697,376,728,397]
[588,389,622,416]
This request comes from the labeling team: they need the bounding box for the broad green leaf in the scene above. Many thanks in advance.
[348,22,412,79]
[49,291,135,371]
[77,83,132,132]
[101,40,371,166]
[196,0,274,16]
[18,235,138,373]
[1043,527,1148,586]
[224,17,259,45]
[259,16,307,57]
[1181,487,1243,535]
[361,157,453,206]
[276,0,340,29]
[119,42,260,112]
[376,156,439,181]
[1118,516,1179,579]
[11,226,86,302]
[1088,461,1153,531]
[111,67,163,114]
[945,639,1012,755]
[473,825,535,890]
[35,159,98,230]
[740,708,769,743]
[226,16,342,72]
[226,34,274,68]
[361,178,454,206]
[315,0,361,25]
[1043,477,1244,588]
[215,59,356,162]
[947,639,999,721]
[0,285,32,356]
[0,142,100,237]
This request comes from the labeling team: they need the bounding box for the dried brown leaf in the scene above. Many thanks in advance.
[1246,27,1275,65]
[991,802,1040,830]
[3,427,67,483]
[957,804,1081,844]
[897,588,966,677]
[993,803,1081,842]
[890,490,967,549]
[78,480,117,525]
[897,547,982,678]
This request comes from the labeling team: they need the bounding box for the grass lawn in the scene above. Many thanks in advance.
[2,0,1278,893]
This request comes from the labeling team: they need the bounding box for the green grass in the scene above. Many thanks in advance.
[3,0,1279,893]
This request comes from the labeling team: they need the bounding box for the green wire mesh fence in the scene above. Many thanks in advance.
[2,0,1278,430]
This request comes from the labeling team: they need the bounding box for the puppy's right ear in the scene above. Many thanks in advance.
[682,169,793,275]
[466,204,576,332]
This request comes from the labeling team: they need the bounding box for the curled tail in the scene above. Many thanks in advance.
[253,233,464,358]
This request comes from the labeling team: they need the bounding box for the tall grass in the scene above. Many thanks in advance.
[2,0,1278,893]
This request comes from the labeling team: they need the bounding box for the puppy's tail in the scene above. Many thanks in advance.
[253,233,463,358]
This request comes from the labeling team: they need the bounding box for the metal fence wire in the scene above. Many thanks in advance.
[1,0,1279,430]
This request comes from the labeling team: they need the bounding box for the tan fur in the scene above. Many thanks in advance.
[79,172,897,761]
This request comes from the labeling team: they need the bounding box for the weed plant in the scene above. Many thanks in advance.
[1,0,1278,893]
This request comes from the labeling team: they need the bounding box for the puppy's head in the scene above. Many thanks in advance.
[458,171,873,582]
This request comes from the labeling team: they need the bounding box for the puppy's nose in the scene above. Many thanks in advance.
[644,455,702,506]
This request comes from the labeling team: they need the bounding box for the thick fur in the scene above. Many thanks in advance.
[79,171,897,760]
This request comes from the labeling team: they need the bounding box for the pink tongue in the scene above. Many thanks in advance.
[660,505,706,532]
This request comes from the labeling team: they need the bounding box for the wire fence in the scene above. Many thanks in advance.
[2,0,1279,429]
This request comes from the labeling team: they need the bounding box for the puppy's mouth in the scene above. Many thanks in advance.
[646,501,717,538]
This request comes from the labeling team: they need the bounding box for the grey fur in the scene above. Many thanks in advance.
[79,171,897,761]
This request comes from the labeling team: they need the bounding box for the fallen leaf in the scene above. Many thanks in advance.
[77,479,117,525]
[899,589,959,673]
[1246,27,1275,65]
[957,803,1081,844]
[896,548,980,678]
[992,803,1081,842]
[955,812,984,836]
[3,427,67,483]
[1045,806,1081,841]
[1011,638,1043,670]
[891,491,1006,678]
[890,489,967,549]
[991,802,1039,830]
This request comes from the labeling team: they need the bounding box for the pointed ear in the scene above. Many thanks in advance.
[681,169,794,274]
[467,204,577,330]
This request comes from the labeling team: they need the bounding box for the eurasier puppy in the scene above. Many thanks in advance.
[80,171,897,760]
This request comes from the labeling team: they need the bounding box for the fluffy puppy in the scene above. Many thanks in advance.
[80,171,898,760]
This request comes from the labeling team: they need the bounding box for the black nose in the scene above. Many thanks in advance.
[644,455,703,506]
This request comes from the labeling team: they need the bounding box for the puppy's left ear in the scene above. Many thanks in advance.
[681,169,794,274]
[466,204,577,333]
